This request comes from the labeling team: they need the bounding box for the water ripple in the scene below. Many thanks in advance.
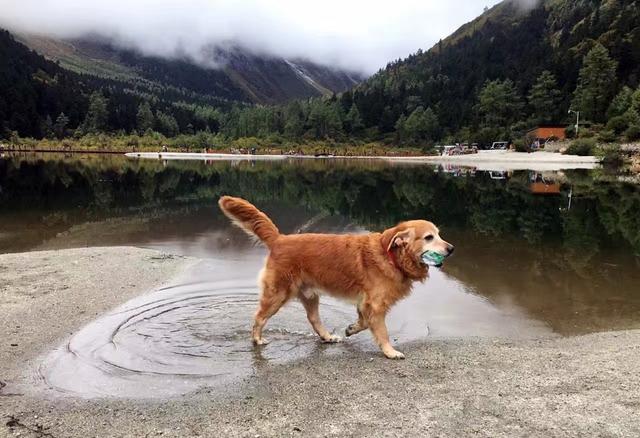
[37,278,355,398]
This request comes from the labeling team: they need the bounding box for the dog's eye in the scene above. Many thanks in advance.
[424,235,434,242]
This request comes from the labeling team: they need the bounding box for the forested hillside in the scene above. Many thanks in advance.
[219,0,640,148]
[0,29,246,139]
[0,29,87,137]
[345,0,640,145]
[3,0,640,148]
[0,30,361,140]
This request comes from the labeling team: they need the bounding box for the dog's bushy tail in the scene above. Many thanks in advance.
[218,196,280,248]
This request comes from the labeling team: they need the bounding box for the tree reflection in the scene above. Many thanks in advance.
[1,154,639,258]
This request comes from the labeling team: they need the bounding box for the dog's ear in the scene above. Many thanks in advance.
[382,227,415,252]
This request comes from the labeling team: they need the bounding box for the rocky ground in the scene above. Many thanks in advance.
[1,247,639,437]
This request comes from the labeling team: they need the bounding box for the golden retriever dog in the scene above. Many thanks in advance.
[218,196,454,359]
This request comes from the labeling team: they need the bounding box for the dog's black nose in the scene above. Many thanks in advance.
[447,245,455,255]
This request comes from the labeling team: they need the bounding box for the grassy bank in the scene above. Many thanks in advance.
[1,133,427,157]
[4,134,640,170]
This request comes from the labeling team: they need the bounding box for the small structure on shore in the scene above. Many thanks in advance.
[526,125,568,141]
[526,124,568,150]
[524,124,569,151]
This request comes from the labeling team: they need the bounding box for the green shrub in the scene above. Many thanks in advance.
[564,138,597,156]
[513,138,528,152]
[625,124,640,141]
[565,125,576,139]
[597,144,624,166]
[606,115,629,134]
[597,129,617,143]
[580,130,595,138]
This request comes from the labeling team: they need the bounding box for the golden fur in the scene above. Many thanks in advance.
[218,196,454,359]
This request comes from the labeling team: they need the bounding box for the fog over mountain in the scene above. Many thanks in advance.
[1,0,505,74]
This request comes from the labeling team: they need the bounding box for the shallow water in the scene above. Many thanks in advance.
[37,256,549,398]
[2,153,639,398]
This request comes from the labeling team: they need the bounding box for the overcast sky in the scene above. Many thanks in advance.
[0,0,504,74]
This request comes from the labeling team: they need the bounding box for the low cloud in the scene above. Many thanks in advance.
[0,0,503,74]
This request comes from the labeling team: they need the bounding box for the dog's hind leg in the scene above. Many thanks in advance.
[252,279,290,345]
[299,293,341,343]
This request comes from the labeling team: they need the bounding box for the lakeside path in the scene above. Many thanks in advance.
[125,150,601,171]
[1,247,639,437]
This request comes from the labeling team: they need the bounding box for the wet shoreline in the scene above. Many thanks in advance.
[1,247,640,436]
[124,150,602,171]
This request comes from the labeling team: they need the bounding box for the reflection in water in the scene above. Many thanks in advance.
[2,153,640,391]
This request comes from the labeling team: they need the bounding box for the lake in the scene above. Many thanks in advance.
[2,152,640,395]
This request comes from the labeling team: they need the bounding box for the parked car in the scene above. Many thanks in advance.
[489,141,509,150]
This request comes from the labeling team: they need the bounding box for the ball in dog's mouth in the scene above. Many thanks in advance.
[420,250,447,267]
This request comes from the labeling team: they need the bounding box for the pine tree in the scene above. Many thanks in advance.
[379,106,396,133]
[403,107,425,143]
[607,86,633,119]
[528,71,562,124]
[308,101,342,138]
[344,104,364,134]
[155,110,179,137]
[307,101,325,138]
[476,79,523,129]
[53,112,69,139]
[394,114,407,143]
[406,108,422,142]
[572,43,618,122]
[624,107,640,141]
[325,102,343,138]
[42,115,54,139]
[136,101,155,134]
[398,106,440,144]
[284,101,305,138]
[422,107,439,143]
[631,87,640,113]
[81,91,109,134]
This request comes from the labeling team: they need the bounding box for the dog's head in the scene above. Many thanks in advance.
[381,220,454,279]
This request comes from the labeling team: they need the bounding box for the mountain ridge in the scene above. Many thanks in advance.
[16,33,362,105]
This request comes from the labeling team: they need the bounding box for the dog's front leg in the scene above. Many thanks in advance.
[368,313,405,360]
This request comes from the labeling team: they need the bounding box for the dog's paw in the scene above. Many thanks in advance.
[345,324,359,337]
[253,338,269,346]
[322,334,343,344]
[384,349,405,360]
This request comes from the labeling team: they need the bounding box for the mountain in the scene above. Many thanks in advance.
[211,47,360,103]
[17,34,362,105]
[0,28,362,139]
[197,0,640,147]
[338,0,640,144]
[5,1,640,145]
